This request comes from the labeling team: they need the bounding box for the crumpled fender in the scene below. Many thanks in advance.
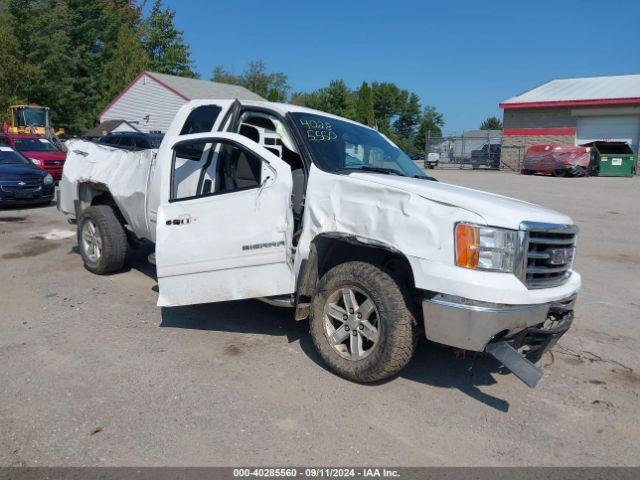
[294,164,484,287]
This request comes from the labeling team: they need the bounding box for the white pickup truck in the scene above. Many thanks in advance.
[59,100,580,387]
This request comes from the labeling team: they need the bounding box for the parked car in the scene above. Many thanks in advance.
[59,99,580,388]
[0,133,66,180]
[97,132,164,150]
[0,146,55,206]
[470,143,501,169]
[522,145,592,177]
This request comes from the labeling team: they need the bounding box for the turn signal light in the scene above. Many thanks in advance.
[455,224,479,268]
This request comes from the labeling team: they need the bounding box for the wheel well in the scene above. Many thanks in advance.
[77,183,126,226]
[297,234,417,306]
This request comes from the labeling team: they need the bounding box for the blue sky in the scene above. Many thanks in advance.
[159,0,640,134]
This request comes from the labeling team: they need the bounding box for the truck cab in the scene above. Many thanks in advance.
[59,100,580,387]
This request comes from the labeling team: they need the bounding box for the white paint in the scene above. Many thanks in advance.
[61,99,581,311]
[576,115,640,152]
[154,132,294,307]
[295,164,579,305]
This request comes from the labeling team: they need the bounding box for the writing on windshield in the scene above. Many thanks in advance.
[292,113,425,178]
[299,118,337,142]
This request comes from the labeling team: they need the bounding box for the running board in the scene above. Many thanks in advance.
[485,341,544,388]
[257,296,294,308]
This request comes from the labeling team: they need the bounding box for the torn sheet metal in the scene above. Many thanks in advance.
[294,164,580,305]
[59,139,154,239]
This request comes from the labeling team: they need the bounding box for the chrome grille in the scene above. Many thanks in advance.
[518,222,578,289]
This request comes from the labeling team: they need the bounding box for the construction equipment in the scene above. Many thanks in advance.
[5,105,65,140]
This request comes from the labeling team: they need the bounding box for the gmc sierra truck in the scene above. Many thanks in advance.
[59,100,580,387]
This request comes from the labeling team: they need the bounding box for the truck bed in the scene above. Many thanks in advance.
[58,139,155,240]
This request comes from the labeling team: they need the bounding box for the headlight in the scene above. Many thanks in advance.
[455,223,518,272]
[30,157,42,166]
[43,174,54,185]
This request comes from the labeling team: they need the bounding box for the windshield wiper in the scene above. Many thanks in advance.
[334,165,404,176]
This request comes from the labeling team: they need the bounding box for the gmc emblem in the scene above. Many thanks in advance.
[549,248,574,265]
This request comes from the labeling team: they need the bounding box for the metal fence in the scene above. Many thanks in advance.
[416,131,524,171]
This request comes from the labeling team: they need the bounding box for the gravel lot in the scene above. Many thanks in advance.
[1,170,639,467]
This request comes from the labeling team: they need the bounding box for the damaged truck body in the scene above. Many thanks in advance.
[59,99,580,387]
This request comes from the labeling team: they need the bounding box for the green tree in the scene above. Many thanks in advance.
[102,21,149,102]
[370,81,403,133]
[143,0,197,78]
[4,0,83,131]
[0,3,25,112]
[480,116,503,130]
[212,60,290,102]
[291,80,354,118]
[63,0,134,132]
[413,106,445,152]
[354,81,375,127]
[394,92,421,145]
[211,66,239,85]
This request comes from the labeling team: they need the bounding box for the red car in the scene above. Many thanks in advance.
[0,134,66,180]
[521,144,592,177]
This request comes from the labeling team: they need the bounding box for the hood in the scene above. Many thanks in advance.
[19,150,66,161]
[348,173,573,230]
[0,164,46,180]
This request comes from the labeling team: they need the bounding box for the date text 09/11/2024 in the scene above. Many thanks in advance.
[232,468,400,478]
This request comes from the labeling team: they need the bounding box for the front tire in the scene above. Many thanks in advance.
[78,205,127,274]
[309,261,417,383]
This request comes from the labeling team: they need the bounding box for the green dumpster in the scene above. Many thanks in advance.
[586,141,636,177]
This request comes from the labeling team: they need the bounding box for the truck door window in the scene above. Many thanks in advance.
[170,140,262,202]
[180,105,222,135]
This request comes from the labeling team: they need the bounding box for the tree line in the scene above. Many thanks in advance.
[0,0,196,134]
[213,61,445,153]
[0,0,451,152]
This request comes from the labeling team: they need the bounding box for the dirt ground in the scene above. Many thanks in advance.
[0,170,639,466]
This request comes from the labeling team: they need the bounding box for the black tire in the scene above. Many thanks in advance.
[309,261,417,383]
[522,169,534,175]
[553,169,567,177]
[571,166,586,177]
[77,205,127,274]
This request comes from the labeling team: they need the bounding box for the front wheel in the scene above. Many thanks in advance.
[309,261,418,382]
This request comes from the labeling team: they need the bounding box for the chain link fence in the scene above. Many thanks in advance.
[414,131,525,172]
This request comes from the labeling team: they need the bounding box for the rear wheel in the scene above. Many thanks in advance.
[78,205,127,274]
[309,261,417,383]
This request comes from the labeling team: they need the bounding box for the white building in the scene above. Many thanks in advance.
[99,71,264,134]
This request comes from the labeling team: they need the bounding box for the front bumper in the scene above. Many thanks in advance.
[422,293,577,352]
[0,186,54,205]
[422,293,576,387]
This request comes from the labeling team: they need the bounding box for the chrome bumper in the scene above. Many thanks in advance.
[422,293,577,352]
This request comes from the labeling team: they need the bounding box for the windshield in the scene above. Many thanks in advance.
[291,112,425,177]
[13,138,58,152]
[16,107,48,127]
[0,147,33,166]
